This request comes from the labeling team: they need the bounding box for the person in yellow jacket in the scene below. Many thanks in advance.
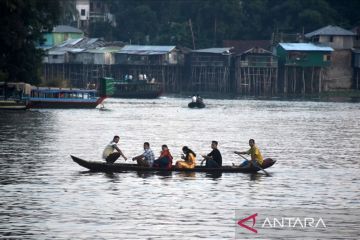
[175,146,196,169]
[234,139,263,167]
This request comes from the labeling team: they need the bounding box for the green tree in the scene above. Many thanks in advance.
[100,0,359,48]
[0,0,59,84]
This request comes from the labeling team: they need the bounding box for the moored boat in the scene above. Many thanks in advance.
[28,87,106,109]
[0,82,31,110]
[107,77,162,99]
[27,77,113,109]
[71,155,275,173]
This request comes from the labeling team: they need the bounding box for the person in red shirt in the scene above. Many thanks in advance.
[153,144,173,169]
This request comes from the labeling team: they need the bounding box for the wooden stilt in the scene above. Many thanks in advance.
[302,67,305,95]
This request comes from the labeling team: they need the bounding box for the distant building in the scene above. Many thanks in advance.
[223,40,272,54]
[276,43,333,67]
[76,0,115,32]
[42,25,84,47]
[43,38,105,64]
[275,43,333,94]
[235,47,278,96]
[115,45,182,65]
[305,25,355,50]
[114,45,185,92]
[305,25,355,90]
[189,48,233,93]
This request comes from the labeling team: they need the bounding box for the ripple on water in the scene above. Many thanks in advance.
[0,98,359,239]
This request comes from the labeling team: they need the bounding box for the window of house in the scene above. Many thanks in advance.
[81,9,86,16]
[329,36,334,42]
[324,54,331,61]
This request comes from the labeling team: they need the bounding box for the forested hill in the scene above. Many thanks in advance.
[92,0,360,49]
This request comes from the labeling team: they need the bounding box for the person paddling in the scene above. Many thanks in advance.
[234,139,263,168]
[102,135,127,164]
[201,141,222,168]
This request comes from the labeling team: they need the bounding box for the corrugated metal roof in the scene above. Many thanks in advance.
[279,43,334,52]
[223,40,271,54]
[118,45,176,54]
[53,25,83,33]
[192,48,232,54]
[86,47,123,53]
[305,25,356,38]
[54,38,104,49]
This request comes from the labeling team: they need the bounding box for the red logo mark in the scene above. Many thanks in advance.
[237,213,258,233]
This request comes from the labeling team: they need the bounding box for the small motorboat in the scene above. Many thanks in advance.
[188,101,205,108]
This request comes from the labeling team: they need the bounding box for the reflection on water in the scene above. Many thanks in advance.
[0,98,359,239]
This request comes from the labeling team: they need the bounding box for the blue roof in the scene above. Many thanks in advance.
[279,43,333,52]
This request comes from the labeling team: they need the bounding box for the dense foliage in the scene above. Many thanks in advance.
[102,0,360,48]
[0,0,59,83]
[1,0,360,83]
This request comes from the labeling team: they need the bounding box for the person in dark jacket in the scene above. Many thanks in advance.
[201,141,222,168]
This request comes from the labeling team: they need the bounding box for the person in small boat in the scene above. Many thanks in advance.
[191,94,197,103]
[234,139,263,168]
[132,142,155,167]
[153,144,173,169]
[201,141,222,168]
[102,135,127,164]
[196,94,203,104]
[175,146,196,169]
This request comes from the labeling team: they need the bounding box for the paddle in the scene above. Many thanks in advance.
[235,152,270,176]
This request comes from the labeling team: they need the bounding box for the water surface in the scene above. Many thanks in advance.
[0,98,359,239]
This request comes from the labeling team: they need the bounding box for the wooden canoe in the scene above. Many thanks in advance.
[71,155,276,173]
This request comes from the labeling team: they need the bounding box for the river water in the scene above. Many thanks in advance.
[0,98,359,239]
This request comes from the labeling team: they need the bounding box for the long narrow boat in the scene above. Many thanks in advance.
[71,155,276,173]
[27,87,106,109]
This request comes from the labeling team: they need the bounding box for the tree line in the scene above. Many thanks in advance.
[95,0,360,48]
[1,0,360,84]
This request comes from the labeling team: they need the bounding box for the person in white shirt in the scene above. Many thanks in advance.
[102,135,127,164]
[191,94,197,102]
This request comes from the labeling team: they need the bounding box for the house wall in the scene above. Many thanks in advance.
[48,54,66,64]
[76,0,90,21]
[319,35,354,49]
[53,33,83,46]
[276,46,331,67]
[324,50,352,90]
[115,54,170,65]
[70,52,94,64]
[43,33,54,46]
